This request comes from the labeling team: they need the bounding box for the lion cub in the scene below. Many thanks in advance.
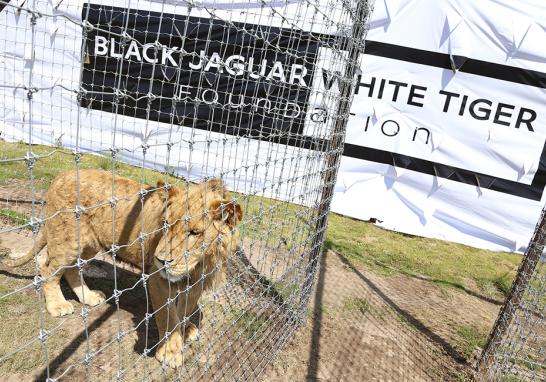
[6,169,242,368]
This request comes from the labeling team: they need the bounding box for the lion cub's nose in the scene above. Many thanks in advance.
[161,259,172,268]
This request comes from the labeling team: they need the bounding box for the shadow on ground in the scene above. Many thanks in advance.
[263,250,501,381]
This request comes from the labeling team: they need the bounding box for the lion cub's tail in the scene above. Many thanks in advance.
[1,231,47,267]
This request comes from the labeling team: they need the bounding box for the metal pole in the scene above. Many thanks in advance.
[477,204,546,376]
[300,0,371,319]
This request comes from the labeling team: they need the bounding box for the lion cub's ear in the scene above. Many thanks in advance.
[202,178,228,197]
[209,199,243,228]
[156,180,179,198]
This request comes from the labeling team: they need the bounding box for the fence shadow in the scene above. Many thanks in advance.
[304,250,472,381]
[34,263,159,381]
[334,252,467,364]
[305,249,326,381]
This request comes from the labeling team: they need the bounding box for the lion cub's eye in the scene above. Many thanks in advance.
[188,230,200,236]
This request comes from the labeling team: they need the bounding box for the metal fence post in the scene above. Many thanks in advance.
[300,0,372,319]
[477,205,546,378]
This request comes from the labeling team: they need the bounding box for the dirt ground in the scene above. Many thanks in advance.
[0,181,505,381]
[0,237,502,381]
[260,250,501,382]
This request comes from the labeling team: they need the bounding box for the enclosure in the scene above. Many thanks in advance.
[0,0,371,380]
[0,0,545,381]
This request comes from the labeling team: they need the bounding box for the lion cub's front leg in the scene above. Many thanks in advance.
[177,284,204,343]
[149,271,184,368]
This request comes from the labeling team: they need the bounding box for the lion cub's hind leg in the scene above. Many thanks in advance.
[64,267,106,307]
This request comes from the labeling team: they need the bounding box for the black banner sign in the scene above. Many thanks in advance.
[78,3,546,201]
[0,0,10,13]
[81,3,319,138]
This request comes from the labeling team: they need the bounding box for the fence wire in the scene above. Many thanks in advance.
[478,205,546,381]
[0,0,371,380]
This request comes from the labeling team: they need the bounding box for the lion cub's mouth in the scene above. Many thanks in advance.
[155,259,190,284]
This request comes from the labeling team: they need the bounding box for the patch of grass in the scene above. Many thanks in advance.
[509,355,546,372]
[317,304,336,319]
[394,312,414,328]
[0,141,180,190]
[368,305,388,321]
[0,208,29,226]
[230,308,268,339]
[341,297,370,314]
[0,284,27,307]
[321,304,336,319]
[339,297,405,324]
[445,370,472,382]
[239,193,313,251]
[499,376,524,382]
[97,156,118,171]
[455,324,489,359]
[492,273,514,295]
[0,281,69,373]
[273,282,300,303]
[325,213,522,298]
[306,303,336,320]
[476,272,516,297]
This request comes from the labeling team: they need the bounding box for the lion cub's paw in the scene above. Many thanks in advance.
[81,290,106,307]
[184,323,199,342]
[47,300,74,317]
[156,331,183,369]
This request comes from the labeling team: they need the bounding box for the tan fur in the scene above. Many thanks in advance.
[5,169,242,368]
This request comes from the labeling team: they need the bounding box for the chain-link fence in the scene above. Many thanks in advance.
[478,206,546,381]
[0,0,371,380]
[3,0,545,381]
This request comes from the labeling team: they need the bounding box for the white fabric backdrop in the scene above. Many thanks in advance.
[333,0,546,252]
[1,0,545,252]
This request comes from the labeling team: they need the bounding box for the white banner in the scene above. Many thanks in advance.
[1,0,545,252]
[332,0,546,252]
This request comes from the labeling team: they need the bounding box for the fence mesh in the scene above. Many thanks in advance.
[478,206,546,381]
[0,0,371,380]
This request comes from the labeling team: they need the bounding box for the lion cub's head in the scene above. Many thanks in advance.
[154,179,243,284]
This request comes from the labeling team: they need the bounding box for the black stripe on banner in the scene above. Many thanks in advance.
[364,40,546,89]
[342,144,546,202]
